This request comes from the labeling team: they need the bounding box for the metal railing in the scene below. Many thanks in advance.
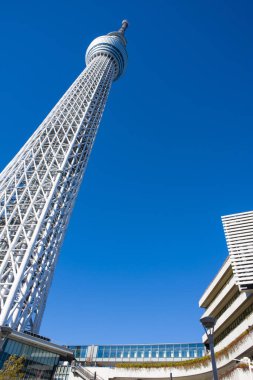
[71,362,104,380]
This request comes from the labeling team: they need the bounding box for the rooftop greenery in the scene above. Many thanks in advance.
[115,325,253,370]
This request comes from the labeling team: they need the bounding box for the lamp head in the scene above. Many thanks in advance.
[200,316,216,330]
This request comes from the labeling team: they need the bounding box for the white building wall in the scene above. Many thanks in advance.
[222,211,253,291]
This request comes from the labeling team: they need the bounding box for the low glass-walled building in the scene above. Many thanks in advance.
[1,339,59,379]
[0,329,73,379]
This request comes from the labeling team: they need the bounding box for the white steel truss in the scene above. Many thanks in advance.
[0,21,128,332]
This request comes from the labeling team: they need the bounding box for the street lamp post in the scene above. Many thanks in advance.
[200,316,219,380]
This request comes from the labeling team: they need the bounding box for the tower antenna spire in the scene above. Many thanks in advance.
[118,20,129,35]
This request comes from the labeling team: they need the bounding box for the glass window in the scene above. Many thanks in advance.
[189,350,195,358]
[103,349,110,358]
[116,349,123,358]
[181,350,188,358]
[130,350,135,358]
[80,346,88,359]
[75,349,81,359]
[144,350,149,358]
[22,343,31,357]
[174,350,180,358]
[123,350,129,358]
[197,348,203,357]
[151,350,157,358]
[110,347,116,358]
[97,348,104,358]
[11,341,21,356]
[137,350,144,358]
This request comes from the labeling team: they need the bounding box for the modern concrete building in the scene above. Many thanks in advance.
[200,211,253,356]
[2,210,253,379]
[222,210,253,292]
[53,211,253,380]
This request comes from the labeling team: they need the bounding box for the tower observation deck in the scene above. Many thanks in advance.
[0,21,128,333]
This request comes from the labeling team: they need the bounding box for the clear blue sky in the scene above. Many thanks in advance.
[0,0,252,345]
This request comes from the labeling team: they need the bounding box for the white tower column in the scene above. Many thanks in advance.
[0,21,128,332]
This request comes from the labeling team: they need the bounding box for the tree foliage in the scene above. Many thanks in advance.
[0,355,25,380]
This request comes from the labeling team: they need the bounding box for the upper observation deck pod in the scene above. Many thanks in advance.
[85,20,129,81]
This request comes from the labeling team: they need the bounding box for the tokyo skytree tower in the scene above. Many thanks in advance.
[0,21,128,333]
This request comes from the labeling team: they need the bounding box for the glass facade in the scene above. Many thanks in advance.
[68,343,205,362]
[68,346,88,361]
[96,344,205,360]
[0,338,61,379]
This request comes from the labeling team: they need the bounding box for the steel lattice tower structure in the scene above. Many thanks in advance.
[0,21,128,333]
